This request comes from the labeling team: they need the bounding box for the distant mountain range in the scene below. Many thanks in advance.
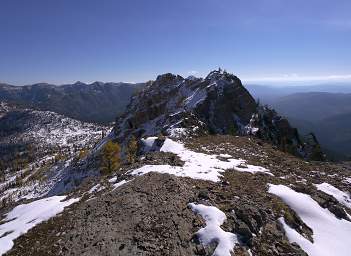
[270,92,351,121]
[247,84,351,160]
[246,82,351,99]
[1,80,350,160]
[0,82,144,123]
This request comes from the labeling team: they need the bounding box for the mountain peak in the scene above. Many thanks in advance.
[114,70,319,160]
[205,68,237,81]
[91,81,105,86]
[155,73,184,84]
[74,81,86,86]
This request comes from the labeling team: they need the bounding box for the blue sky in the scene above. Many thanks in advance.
[0,0,350,85]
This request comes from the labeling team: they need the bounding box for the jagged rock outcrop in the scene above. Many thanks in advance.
[114,69,320,160]
[115,70,256,140]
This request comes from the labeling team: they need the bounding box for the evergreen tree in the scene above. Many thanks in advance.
[309,144,325,161]
[228,123,237,136]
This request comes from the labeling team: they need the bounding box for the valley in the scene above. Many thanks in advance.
[247,86,351,160]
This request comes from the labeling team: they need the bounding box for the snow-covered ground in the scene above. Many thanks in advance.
[0,156,75,204]
[131,138,272,182]
[11,110,112,148]
[316,182,351,209]
[188,203,238,256]
[88,184,105,194]
[0,155,69,202]
[0,196,79,255]
[111,179,129,190]
[269,184,351,256]
[0,107,112,204]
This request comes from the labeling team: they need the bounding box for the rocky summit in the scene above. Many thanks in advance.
[115,69,321,160]
[115,70,257,139]
[0,70,350,256]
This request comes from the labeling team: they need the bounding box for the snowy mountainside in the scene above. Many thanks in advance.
[0,102,10,118]
[0,102,111,205]
[0,105,109,147]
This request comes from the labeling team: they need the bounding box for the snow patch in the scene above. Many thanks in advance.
[141,136,158,149]
[219,154,232,158]
[184,87,207,109]
[0,196,79,255]
[269,184,351,256]
[108,177,118,183]
[112,180,129,190]
[188,203,238,256]
[316,182,351,209]
[88,184,105,194]
[168,127,188,138]
[131,138,272,182]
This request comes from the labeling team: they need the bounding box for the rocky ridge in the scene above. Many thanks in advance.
[0,70,349,256]
[115,70,321,160]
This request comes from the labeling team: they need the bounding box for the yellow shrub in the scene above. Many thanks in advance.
[101,141,121,174]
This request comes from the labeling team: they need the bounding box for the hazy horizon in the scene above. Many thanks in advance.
[2,71,351,88]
